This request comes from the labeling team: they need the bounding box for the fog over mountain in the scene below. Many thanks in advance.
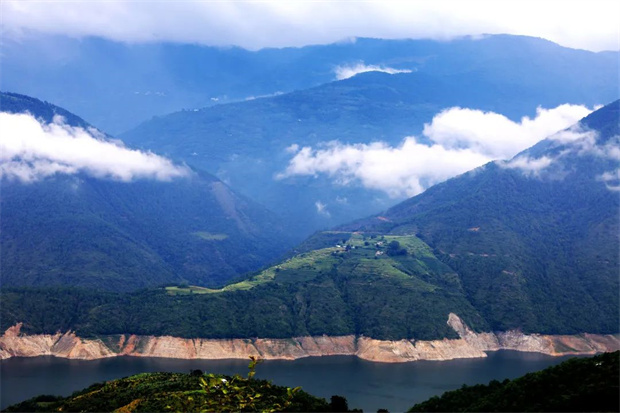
[0,93,295,291]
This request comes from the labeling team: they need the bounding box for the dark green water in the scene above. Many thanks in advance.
[0,351,581,412]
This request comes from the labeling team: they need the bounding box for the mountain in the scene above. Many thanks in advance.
[3,34,616,134]
[3,102,617,340]
[120,68,618,236]
[340,100,620,333]
[1,232,486,340]
[0,93,295,291]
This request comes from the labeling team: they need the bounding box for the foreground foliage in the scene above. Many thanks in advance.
[409,351,620,412]
[4,357,356,412]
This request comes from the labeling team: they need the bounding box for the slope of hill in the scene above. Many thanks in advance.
[119,49,618,235]
[0,93,294,291]
[3,367,343,412]
[0,233,487,340]
[409,351,620,412]
[1,101,617,343]
[340,100,620,334]
[0,92,94,129]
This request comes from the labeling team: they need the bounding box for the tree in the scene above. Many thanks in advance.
[386,241,407,256]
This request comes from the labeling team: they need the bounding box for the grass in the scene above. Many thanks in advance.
[165,285,215,295]
[192,232,229,241]
[168,232,441,295]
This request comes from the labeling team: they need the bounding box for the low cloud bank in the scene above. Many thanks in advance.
[3,2,618,52]
[423,105,593,159]
[502,156,553,176]
[0,112,189,183]
[599,169,620,191]
[334,62,412,80]
[280,139,490,198]
[280,104,594,197]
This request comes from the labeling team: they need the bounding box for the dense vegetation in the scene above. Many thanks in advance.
[2,103,618,338]
[408,351,620,412]
[0,92,95,129]
[340,102,620,334]
[1,97,618,339]
[1,93,296,291]
[1,234,487,340]
[4,357,358,412]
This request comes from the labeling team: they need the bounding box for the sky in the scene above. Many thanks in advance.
[1,0,619,51]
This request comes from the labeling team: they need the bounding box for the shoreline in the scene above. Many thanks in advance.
[2,314,618,363]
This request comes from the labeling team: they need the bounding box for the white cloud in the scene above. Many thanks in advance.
[579,134,620,160]
[1,1,618,52]
[280,138,492,198]
[549,126,620,160]
[279,104,594,197]
[285,144,300,154]
[598,169,620,191]
[423,105,594,159]
[334,62,412,80]
[0,112,189,183]
[315,201,331,217]
[501,156,553,175]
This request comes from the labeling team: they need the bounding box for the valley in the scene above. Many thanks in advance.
[1,5,619,410]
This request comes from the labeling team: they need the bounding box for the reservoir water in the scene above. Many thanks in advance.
[1,351,581,412]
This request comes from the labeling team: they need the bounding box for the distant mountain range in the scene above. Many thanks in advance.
[5,35,617,236]
[3,101,617,340]
[0,92,295,291]
[120,66,618,235]
[3,34,617,134]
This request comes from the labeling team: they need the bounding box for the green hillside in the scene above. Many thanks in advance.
[339,101,620,334]
[1,232,486,340]
[0,92,295,291]
[1,102,618,340]
[3,359,349,412]
[409,351,620,412]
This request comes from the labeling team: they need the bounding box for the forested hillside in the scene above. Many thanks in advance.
[0,93,295,291]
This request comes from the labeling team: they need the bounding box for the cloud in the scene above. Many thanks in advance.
[574,132,620,160]
[315,201,331,217]
[1,1,618,52]
[279,104,593,197]
[423,105,594,159]
[334,62,412,80]
[598,169,620,191]
[501,156,553,176]
[280,138,492,198]
[0,112,189,183]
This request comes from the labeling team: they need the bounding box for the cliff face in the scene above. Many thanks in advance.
[2,314,618,363]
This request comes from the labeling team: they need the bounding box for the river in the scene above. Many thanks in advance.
[0,351,582,411]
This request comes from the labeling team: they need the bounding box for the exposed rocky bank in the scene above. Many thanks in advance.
[2,314,618,363]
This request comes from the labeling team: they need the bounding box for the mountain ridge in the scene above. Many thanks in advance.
[0,92,295,291]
